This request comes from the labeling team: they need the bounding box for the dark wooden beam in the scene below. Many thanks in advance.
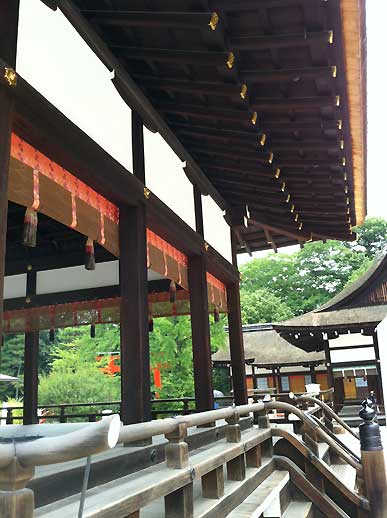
[188,255,214,412]
[372,331,384,408]
[210,0,324,10]
[82,10,219,30]
[231,31,333,51]
[193,185,204,238]
[251,96,339,112]
[119,204,151,425]
[240,66,336,84]
[227,282,248,405]
[23,270,39,425]
[132,110,145,183]
[323,340,334,391]
[113,46,233,69]
[0,0,19,339]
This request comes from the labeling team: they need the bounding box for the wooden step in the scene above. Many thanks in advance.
[282,500,313,518]
[227,470,289,517]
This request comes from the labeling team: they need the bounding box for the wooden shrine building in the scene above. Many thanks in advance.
[0,0,366,427]
[274,253,387,407]
[213,323,328,394]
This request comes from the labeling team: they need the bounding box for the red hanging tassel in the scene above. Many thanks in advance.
[22,208,38,247]
[85,237,96,270]
[90,323,96,338]
[214,305,220,323]
[149,304,154,332]
[169,280,176,303]
[49,328,55,343]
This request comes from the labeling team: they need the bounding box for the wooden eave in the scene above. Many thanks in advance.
[51,0,367,252]
[6,74,239,285]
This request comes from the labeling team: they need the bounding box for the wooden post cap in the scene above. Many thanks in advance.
[359,400,382,452]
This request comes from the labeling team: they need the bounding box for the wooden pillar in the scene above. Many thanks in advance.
[131,110,145,183]
[188,254,213,412]
[251,364,257,390]
[193,185,204,237]
[230,228,238,269]
[119,204,151,424]
[373,331,384,408]
[323,340,334,388]
[0,1,19,339]
[227,282,248,405]
[310,364,317,384]
[23,270,39,425]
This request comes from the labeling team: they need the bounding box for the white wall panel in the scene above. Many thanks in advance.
[377,317,387,408]
[202,195,232,262]
[17,0,132,171]
[4,274,26,299]
[36,263,164,295]
[144,129,195,230]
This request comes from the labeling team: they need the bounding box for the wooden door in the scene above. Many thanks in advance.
[343,377,357,400]
[316,373,328,391]
[290,375,305,393]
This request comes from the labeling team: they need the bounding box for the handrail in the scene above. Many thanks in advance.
[272,428,367,509]
[308,413,360,462]
[0,414,120,469]
[274,456,352,518]
[294,394,360,439]
[118,403,264,444]
[265,401,362,472]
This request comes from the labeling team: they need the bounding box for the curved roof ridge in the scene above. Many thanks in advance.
[316,252,387,312]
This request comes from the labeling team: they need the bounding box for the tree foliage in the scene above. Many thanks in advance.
[240,289,293,324]
[349,217,387,257]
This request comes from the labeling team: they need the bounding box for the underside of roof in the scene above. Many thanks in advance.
[68,0,367,253]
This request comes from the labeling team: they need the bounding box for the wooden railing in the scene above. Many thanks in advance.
[2,395,387,517]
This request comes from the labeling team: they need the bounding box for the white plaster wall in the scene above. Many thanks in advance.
[328,332,375,363]
[36,262,163,294]
[17,0,133,171]
[202,195,232,262]
[144,128,196,230]
[4,274,26,299]
[377,317,387,407]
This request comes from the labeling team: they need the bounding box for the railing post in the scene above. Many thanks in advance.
[164,423,193,518]
[0,459,35,518]
[225,411,246,481]
[358,402,387,518]
[6,408,13,425]
[59,405,66,423]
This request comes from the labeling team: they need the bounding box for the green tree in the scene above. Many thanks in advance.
[350,217,387,257]
[240,289,293,324]
[240,240,370,316]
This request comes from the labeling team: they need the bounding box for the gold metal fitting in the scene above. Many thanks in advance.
[286,194,291,203]
[345,185,348,194]
[347,207,350,215]
[26,297,31,304]
[346,197,350,205]
[335,95,340,107]
[331,66,337,78]
[290,204,295,213]
[344,172,347,181]
[251,111,258,125]
[348,217,351,224]
[328,30,334,44]
[298,222,303,230]
[268,152,274,164]
[342,157,346,166]
[294,213,299,222]
[204,242,209,252]
[4,67,17,87]
[240,83,247,100]
[208,12,219,31]
[260,133,267,146]
[226,52,235,69]
[340,140,344,150]
[143,187,151,199]
[274,168,281,179]
[337,119,342,130]
[27,264,33,271]
[281,181,286,192]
